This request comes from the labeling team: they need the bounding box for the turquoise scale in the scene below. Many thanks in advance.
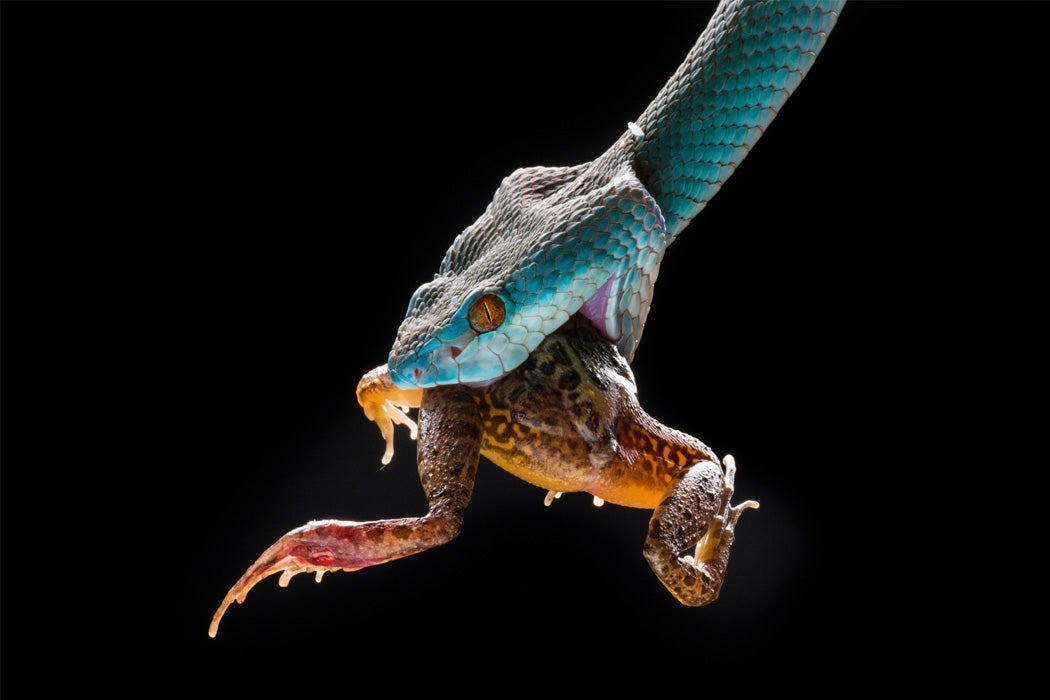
[634,0,845,237]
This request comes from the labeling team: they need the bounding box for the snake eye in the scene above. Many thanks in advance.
[467,293,506,334]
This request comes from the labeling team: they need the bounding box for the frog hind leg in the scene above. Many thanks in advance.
[209,385,480,637]
[643,454,759,606]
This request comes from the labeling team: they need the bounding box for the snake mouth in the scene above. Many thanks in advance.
[390,343,465,389]
[388,361,430,389]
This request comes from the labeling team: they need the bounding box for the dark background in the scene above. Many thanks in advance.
[2,1,1039,689]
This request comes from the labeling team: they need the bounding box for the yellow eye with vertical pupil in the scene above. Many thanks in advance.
[467,294,506,333]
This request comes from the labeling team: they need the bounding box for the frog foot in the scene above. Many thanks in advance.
[355,364,423,465]
[375,400,419,465]
[644,454,759,606]
[690,455,759,565]
[209,512,460,637]
[209,519,363,638]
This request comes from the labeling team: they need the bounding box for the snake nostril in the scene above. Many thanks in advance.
[413,367,423,380]
[448,346,462,360]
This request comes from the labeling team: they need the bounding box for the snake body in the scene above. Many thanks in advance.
[388,0,844,389]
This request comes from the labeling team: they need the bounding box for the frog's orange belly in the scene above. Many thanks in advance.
[480,443,674,510]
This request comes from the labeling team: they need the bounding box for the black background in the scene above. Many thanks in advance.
[2,1,1040,690]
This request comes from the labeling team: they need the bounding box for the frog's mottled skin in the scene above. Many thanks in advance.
[210,317,757,635]
[475,316,719,509]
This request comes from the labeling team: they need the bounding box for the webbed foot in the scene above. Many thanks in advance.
[209,519,367,637]
[643,454,759,607]
[210,516,444,637]
[355,364,422,465]
[688,455,759,566]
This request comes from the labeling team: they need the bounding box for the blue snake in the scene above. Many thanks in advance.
[387,0,844,389]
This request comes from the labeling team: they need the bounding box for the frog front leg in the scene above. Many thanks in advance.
[209,384,480,637]
[643,455,760,606]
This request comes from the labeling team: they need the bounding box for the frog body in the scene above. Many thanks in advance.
[473,316,718,509]
[210,316,757,636]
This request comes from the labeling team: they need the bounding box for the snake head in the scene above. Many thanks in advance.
[388,279,546,388]
[387,162,669,390]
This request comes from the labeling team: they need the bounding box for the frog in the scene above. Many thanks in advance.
[209,315,758,637]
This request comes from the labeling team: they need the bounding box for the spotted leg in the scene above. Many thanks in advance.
[209,384,480,637]
[643,454,760,606]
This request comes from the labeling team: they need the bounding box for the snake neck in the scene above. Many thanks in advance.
[629,0,845,237]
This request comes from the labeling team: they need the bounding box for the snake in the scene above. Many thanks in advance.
[386,0,844,389]
[209,0,846,636]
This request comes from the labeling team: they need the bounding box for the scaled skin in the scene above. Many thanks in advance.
[210,316,758,636]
